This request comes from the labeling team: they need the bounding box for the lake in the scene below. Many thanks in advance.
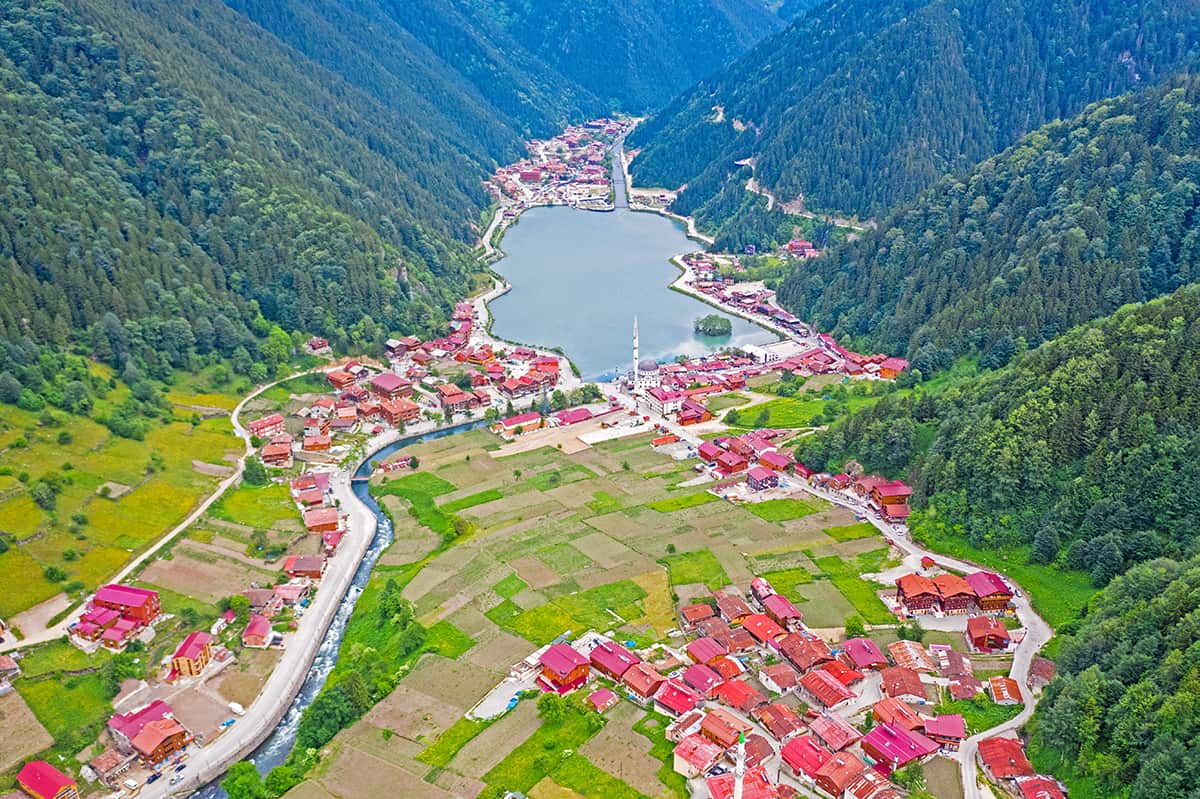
[488,205,777,379]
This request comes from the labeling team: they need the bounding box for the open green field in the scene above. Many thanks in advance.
[812,549,896,624]
[661,550,729,590]
[824,522,878,541]
[16,672,112,749]
[0,402,239,619]
[747,498,819,522]
[937,695,1023,735]
[706,393,751,411]
[210,482,298,529]
[646,492,718,512]
[502,581,649,645]
[913,521,1096,629]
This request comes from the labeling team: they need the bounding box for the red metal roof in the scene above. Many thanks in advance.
[860,722,938,769]
[809,713,862,751]
[781,735,831,778]
[172,631,213,662]
[800,668,855,708]
[654,679,701,716]
[108,700,172,740]
[842,637,888,669]
[686,636,728,663]
[539,643,587,678]
[966,571,1010,597]
[673,732,723,772]
[1017,776,1066,799]
[682,664,723,695]
[95,584,157,608]
[762,593,802,622]
[743,613,786,643]
[924,713,966,740]
[977,737,1034,779]
[18,761,75,799]
[589,640,639,678]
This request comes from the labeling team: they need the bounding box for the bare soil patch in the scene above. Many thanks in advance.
[191,460,234,477]
[579,702,666,796]
[318,742,455,799]
[509,555,560,589]
[9,592,69,638]
[142,552,275,604]
[97,481,131,499]
[462,629,534,674]
[168,686,231,740]
[448,700,539,779]
[364,684,460,744]
[214,649,281,707]
[403,654,498,712]
[572,531,636,568]
[0,691,53,771]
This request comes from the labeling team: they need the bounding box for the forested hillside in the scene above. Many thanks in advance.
[629,0,1200,221]
[461,0,783,111]
[1029,557,1200,799]
[795,284,1200,590]
[776,72,1200,366]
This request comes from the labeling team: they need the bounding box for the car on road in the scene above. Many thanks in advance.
[146,773,162,784]
[174,764,187,773]
[169,776,183,786]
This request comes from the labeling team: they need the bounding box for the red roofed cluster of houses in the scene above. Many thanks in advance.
[696,429,793,484]
[70,584,161,651]
[894,568,1015,623]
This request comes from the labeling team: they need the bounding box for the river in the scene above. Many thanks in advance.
[191,421,489,798]
[487,148,776,380]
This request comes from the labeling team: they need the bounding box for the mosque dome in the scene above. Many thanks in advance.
[638,358,660,373]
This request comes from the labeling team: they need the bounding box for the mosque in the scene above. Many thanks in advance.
[631,316,661,391]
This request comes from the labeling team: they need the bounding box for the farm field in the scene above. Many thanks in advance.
[0,399,241,621]
[283,423,911,799]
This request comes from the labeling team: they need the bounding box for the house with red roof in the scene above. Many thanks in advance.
[977,736,1035,781]
[924,714,966,751]
[242,614,272,648]
[679,602,715,630]
[816,752,867,798]
[841,637,888,670]
[589,640,639,681]
[800,668,855,709]
[325,369,356,390]
[743,613,786,646]
[653,679,702,717]
[170,632,213,679]
[746,466,779,491]
[967,571,1013,612]
[762,594,803,630]
[697,441,724,463]
[705,766,780,799]
[989,675,1023,705]
[260,440,293,467]
[700,708,752,749]
[879,357,909,380]
[809,713,861,752]
[673,733,724,778]
[682,664,724,698]
[247,413,286,438]
[779,633,833,671]
[820,660,865,687]
[284,554,326,580]
[108,701,172,752]
[967,616,1012,652]
[677,399,712,425]
[493,411,542,436]
[379,397,420,426]
[715,450,748,475]
[758,663,798,695]
[621,662,666,704]
[588,688,618,713]
[100,617,140,650]
[873,697,924,731]
[370,373,413,400]
[845,770,899,799]
[92,584,160,624]
[666,710,705,743]
[713,591,753,624]
[538,643,589,694]
[860,723,938,773]
[17,761,78,799]
[933,573,977,614]
[1017,776,1067,799]
[888,639,935,672]
[781,735,831,783]
[303,507,340,534]
[880,666,927,703]
[758,450,793,472]
[714,679,767,714]
[895,573,939,615]
[130,717,190,764]
[751,702,805,742]
[686,636,728,665]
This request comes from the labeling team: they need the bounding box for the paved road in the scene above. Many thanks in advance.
[0,366,331,653]
[154,470,378,799]
[796,486,1053,799]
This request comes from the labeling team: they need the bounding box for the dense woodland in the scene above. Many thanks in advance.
[1030,557,1200,798]
[777,73,1200,364]
[796,284,1200,587]
[630,0,1200,225]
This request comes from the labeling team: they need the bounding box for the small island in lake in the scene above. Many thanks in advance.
[694,313,733,336]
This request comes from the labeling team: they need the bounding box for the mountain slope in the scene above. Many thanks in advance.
[460,0,785,111]
[776,71,1200,366]
[795,282,1200,589]
[630,0,1200,219]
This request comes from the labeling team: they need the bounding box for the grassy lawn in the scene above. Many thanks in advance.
[552,754,642,799]
[503,581,648,645]
[586,491,625,515]
[209,482,297,529]
[528,463,596,491]
[441,489,503,512]
[707,393,750,411]
[423,620,475,658]
[758,567,815,605]
[647,492,718,513]
[17,673,112,748]
[493,574,528,599]
[813,551,895,624]
[937,695,1023,736]
[746,498,819,522]
[375,471,461,540]
[16,641,106,679]
[632,713,688,798]
[480,702,598,799]
[824,522,878,542]
[661,550,729,590]
[416,716,494,767]
[537,542,594,574]
[913,521,1096,629]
